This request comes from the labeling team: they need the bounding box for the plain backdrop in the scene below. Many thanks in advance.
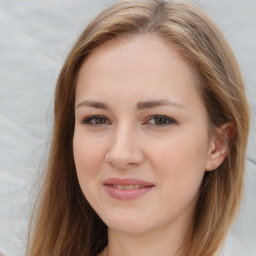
[0,0,255,255]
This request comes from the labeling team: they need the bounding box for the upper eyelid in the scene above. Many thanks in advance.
[146,115,177,124]
[148,115,175,120]
[81,115,110,124]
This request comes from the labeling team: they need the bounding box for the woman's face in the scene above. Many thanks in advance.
[73,34,215,235]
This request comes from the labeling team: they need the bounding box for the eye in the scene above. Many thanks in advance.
[147,115,176,126]
[81,115,110,126]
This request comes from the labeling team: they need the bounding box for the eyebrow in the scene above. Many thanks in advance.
[76,99,186,110]
[76,100,108,109]
[136,99,185,110]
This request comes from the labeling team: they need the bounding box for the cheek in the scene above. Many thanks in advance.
[151,133,209,171]
[150,143,206,217]
[73,132,106,184]
[149,131,209,193]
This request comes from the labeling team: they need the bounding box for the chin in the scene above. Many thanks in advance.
[99,210,151,234]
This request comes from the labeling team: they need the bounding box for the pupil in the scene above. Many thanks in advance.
[155,117,166,124]
[96,117,105,124]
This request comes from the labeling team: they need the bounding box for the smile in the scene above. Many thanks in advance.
[103,178,154,200]
[112,184,147,190]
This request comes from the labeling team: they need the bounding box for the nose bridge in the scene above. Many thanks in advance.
[105,122,144,168]
[114,122,133,148]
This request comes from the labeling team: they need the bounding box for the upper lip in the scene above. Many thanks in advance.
[103,177,154,186]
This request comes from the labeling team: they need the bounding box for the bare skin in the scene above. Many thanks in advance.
[74,34,229,256]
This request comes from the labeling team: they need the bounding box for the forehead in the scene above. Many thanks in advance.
[75,34,202,107]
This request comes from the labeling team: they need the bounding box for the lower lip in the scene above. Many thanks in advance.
[104,185,153,200]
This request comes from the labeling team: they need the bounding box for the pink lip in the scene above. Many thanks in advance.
[104,178,154,186]
[103,178,154,200]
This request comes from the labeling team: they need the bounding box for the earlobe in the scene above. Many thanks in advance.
[205,122,235,172]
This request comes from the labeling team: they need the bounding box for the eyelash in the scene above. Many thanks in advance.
[82,115,177,127]
[146,115,177,126]
[81,115,177,127]
[81,115,110,126]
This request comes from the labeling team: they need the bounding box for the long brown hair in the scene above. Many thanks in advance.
[26,1,250,255]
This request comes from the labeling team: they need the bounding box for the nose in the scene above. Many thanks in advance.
[105,125,144,170]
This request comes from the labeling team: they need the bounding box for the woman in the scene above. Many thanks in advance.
[26,0,250,255]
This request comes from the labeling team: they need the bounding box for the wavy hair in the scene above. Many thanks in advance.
[26,1,250,255]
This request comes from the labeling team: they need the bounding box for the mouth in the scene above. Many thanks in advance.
[110,184,150,190]
[103,178,154,200]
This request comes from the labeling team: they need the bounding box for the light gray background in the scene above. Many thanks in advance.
[0,0,255,255]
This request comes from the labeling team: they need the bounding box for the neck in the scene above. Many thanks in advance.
[105,220,188,256]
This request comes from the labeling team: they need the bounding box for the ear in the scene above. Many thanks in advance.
[205,122,235,172]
